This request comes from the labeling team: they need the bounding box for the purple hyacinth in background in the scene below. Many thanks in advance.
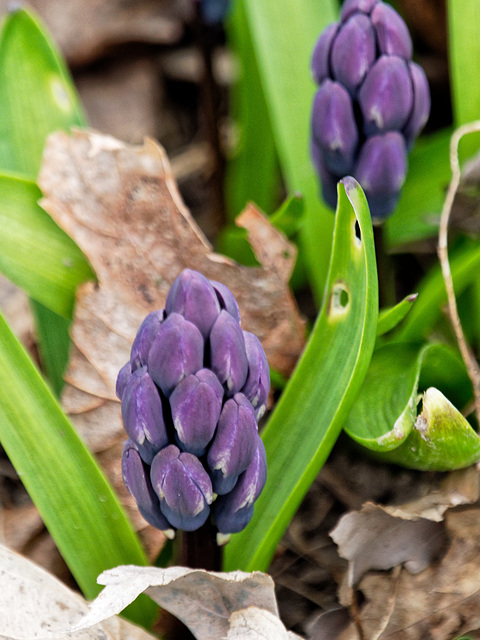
[195,0,231,25]
[118,269,269,541]
[311,0,430,221]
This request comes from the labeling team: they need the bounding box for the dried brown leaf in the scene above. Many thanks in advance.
[38,128,304,552]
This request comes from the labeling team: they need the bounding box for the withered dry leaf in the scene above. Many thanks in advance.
[71,564,301,640]
[38,128,305,552]
[331,466,479,587]
[0,543,157,640]
[337,506,480,640]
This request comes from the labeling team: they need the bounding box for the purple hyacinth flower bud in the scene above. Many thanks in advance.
[207,393,258,495]
[359,55,413,137]
[121,366,169,464]
[165,269,221,338]
[130,310,164,372]
[341,0,378,20]
[116,361,131,400]
[311,141,339,210]
[122,440,172,532]
[213,436,267,534]
[151,444,213,532]
[148,312,204,397]
[311,80,359,175]
[170,368,224,456]
[241,332,270,419]
[210,281,241,324]
[311,22,338,84]
[198,0,230,25]
[209,310,248,395]
[331,14,376,95]
[371,2,413,58]
[354,132,408,221]
[403,62,430,149]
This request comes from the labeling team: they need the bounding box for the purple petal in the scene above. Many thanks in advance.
[331,13,376,95]
[311,22,338,85]
[403,62,430,148]
[354,132,408,221]
[359,55,413,136]
[148,312,204,397]
[116,361,131,400]
[130,310,164,371]
[209,310,248,395]
[371,2,413,58]
[311,141,339,210]
[311,79,359,175]
[121,367,169,462]
[122,440,171,531]
[170,368,224,456]
[151,445,213,532]
[341,0,378,20]
[213,436,267,534]
[210,281,241,324]
[241,332,270,419]
[166,269,221,338]
[207,393,258,495]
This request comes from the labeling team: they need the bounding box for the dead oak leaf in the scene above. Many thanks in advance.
[38,128,305,553]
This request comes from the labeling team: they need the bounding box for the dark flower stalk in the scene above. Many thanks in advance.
[118,269,269,572]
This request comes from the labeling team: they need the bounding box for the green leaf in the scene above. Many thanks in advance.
[239,0,338,301]
[377,293,418,337]
[270,193,304,239]
[0,7,86,177]
[224,177,378,572]
[0,172,93,318]
[344,343,479,470]
[0,309,156,626]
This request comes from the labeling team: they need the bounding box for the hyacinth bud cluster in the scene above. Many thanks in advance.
[311,0,430,221]
[117,269,269,539]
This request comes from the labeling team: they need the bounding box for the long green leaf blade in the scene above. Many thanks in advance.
[224,177,378,572]
[0,309,156,625]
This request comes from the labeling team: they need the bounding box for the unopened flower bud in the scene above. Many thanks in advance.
[170,368,223,456]
[211,281,241,324]
[403,62,431,149]
[311,23,338,84]
[213,436,267,534]
[121,366,169,464]
[151,444,213,531]
[209,310,248,395]
[331,13,376,95]
[130,310,164,371]
[122,440,172,532]
[207,393,258,495]
[341,0,378,20]
[241,332,270,419]
[371,2,412,57]
[148,312,204,396]
[165,269,220,338]
[116,361,131,400]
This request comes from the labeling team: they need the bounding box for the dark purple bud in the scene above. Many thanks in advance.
[354,132,407,221]
[403,62,430,148]
[148,312,204,397]
[311,141,339,210]
[311,80,358,175]
[198,0,230,25]
[241,332,270,419]
[359,55,413,136]
[121,366,169,464]
[213,436,267,534]
[130,310,164,371]
[116,361,131,400]
[210,281,241,324]
[341,0,378,20]
[371,2,413,58]
[122,440,172,532]
[207,393,258,495]
[170,368,224,456]
[311,22,338,84]
[331,14,376,95]
[209,310,248,395]
[165,269,221,338]
[150,444,213,532]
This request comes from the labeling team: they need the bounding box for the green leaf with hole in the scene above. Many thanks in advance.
[0,309,156,626]
[344,342,479,470]
[224,177,378,572]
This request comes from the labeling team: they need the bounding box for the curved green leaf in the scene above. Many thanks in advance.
[344,342,479,470]
[224,177,378,572]
[377,293,418,337]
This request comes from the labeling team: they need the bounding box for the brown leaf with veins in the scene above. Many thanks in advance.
[38,129,305,555]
